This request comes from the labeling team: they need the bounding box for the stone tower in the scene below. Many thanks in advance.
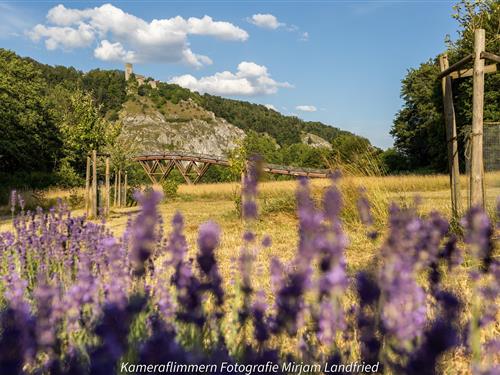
[125,63,133,81]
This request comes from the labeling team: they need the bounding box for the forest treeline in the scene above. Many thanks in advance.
[0,0,497,197]
[0,48,382,196]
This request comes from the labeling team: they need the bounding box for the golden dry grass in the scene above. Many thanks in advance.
[0,172,498,373]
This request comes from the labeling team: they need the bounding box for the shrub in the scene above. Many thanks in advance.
[160,179,180,199]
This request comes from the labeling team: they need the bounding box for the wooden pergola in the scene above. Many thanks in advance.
[134,151,331,185]
[438,28,499,217]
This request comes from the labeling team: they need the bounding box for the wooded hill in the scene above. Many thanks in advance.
[0,48,379,192]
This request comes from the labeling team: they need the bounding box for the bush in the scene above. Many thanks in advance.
[160,179,180,199]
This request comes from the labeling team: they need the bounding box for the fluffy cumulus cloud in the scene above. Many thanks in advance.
[296,105,317,112]
[249,14,283,29]
[264,104,277,111]
[28,4,248,66]
[170,61,293,96]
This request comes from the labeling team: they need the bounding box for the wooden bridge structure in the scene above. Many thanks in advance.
[134,151,331,184]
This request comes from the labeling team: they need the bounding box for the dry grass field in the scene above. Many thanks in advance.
[1,172,498,373]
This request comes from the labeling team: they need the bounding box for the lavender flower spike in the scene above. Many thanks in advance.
[131,190,163,277]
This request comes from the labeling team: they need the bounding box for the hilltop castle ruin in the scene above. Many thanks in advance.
[125,63,159,89]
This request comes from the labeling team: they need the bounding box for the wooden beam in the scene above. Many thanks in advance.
[123,172,128,207]
[437,53,473,79]
[470,29,485,208]
[450,63,497,79]
[481,51,500,64]
[85,156,90,216]
[105,157,110,216]
[117,169,122,208]
[173,159,192,184]
[91,150,97,218]
[139,161,157,184]
[439,54,461,219]
[184,160,195,174]
[114,169,118,207]
[193,162,211,184]
[159,160,175,183]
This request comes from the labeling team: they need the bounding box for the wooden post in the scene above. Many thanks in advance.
[117,169,122,208]
[123,171,128,207]
[105,157,110,216]
[113,170,118,207]
[91,150,97,218]
[439,54,461,219]
[470,29,485,208]
[85,156,91,216]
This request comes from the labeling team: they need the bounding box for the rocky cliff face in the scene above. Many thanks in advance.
[301,132,332,149]
[119,97,245,157]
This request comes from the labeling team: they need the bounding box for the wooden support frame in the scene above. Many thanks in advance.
[470,29,485,208]
[85,156,91,216]
[437,28,496,210]
[439,54,461,219]
[84,150,113,217]
[91,150,97,218]
[437,53,473,79]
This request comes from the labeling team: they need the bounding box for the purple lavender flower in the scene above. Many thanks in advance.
[252,290,270,344]
[241,156,262,220]
[130,190,163,277]
[317,300,346,346]
[197,221,224,305]
[461,206,494,272]
[379,204,429,344]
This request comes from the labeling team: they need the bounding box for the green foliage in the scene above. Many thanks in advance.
[0,49,61,172]
[161,179,180,199]
[380,148,410,174]
[281,144,329,168]
[331,134,373,162]
[391,0,499,172]
[391,61,446,171]
[82,69,127,116]
[55,159,83,188]
[243,131,281,163]
[58,90,109,170]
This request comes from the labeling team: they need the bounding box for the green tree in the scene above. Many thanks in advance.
[0,49,61,172]
[331,134,373,163]
[391,0,499,172]
[58,90,109,170]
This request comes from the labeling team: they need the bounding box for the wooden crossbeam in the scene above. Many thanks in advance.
[139,160,156,184]
[173,159,193,184]
[450,63,497,79]
[437,53,473,79]
[193,163,211,184]
[159,160,175,183]
[481,51,500,64]
[184,160,195,174]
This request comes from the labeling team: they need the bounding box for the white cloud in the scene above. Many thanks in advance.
[170,61,293,96]
[296,105,317,112]
[28,4,248,66]
[28,23,95,50]
[94,40,136,62]
[249,13,283,29]
[264,104,277,111]
[299,31,309,41]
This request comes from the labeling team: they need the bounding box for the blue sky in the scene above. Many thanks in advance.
[0,1,461,149]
